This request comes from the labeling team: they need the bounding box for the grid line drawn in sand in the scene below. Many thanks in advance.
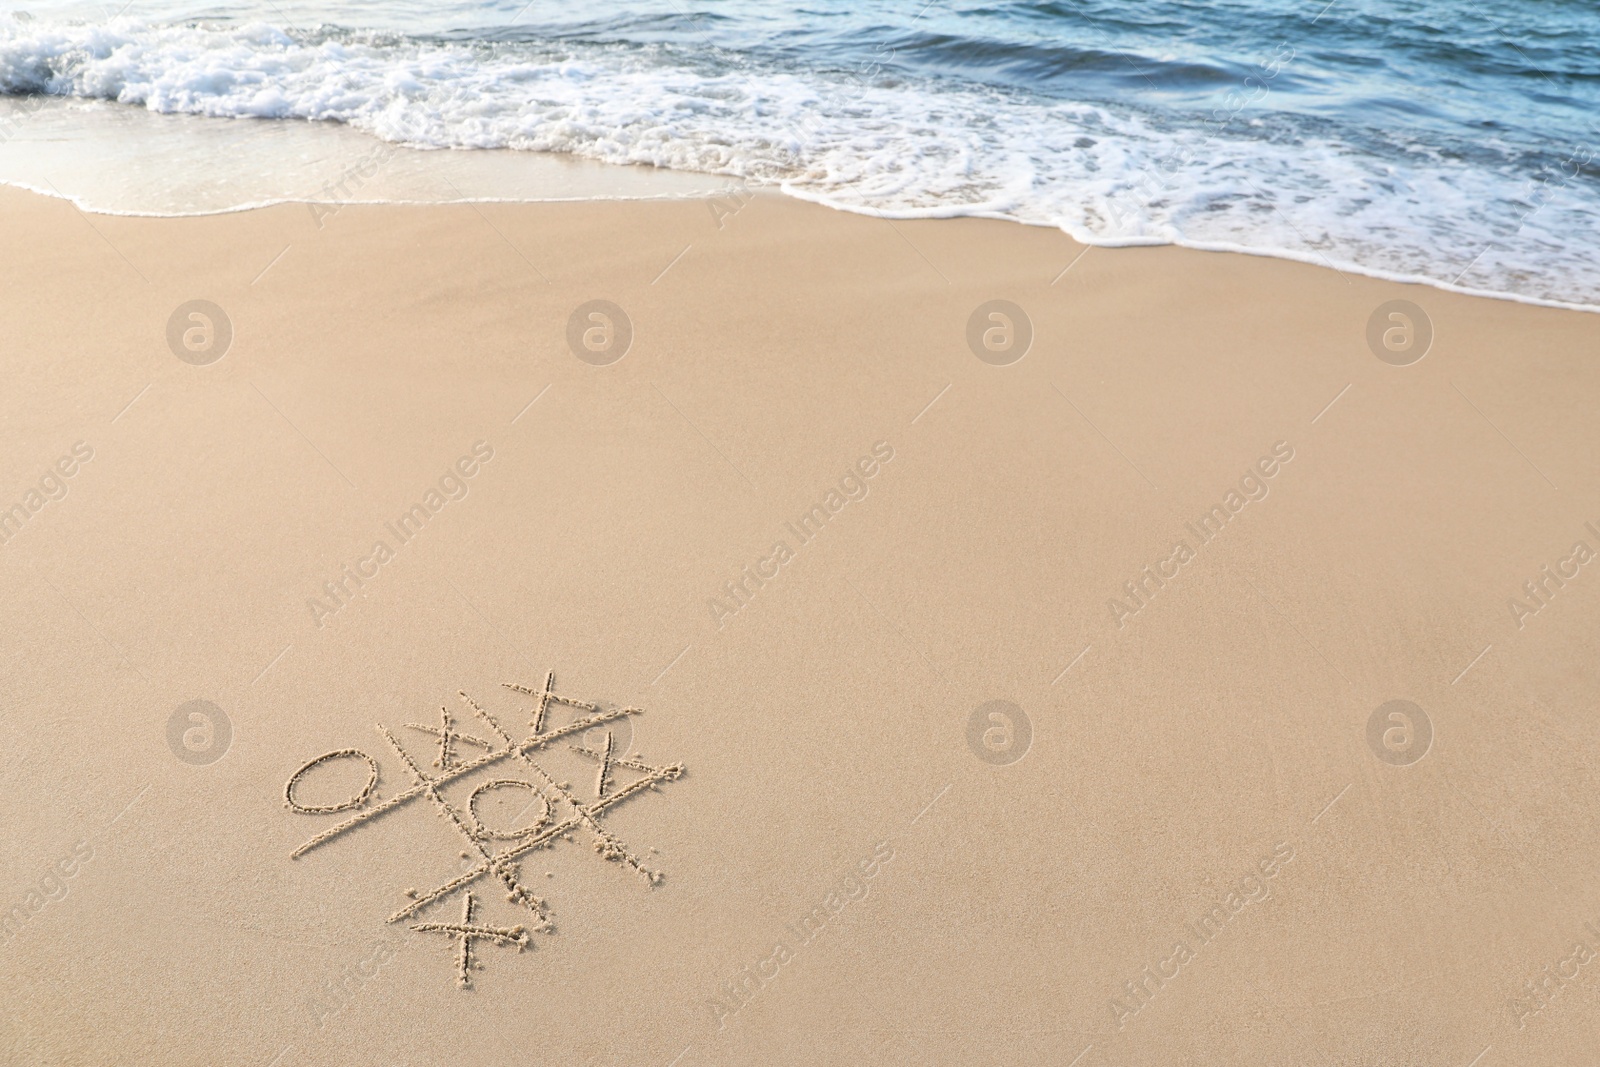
[283,671,686,987]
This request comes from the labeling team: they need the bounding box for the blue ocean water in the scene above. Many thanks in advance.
[2,0,1597,306]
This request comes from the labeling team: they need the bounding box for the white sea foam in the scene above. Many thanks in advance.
[0,18,1595,309]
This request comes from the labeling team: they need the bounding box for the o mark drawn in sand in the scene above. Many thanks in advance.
[283,671,685,987]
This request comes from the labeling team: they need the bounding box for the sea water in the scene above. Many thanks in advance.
[1,0,1596,307]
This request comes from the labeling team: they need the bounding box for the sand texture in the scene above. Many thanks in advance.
[0,184,1597,1066]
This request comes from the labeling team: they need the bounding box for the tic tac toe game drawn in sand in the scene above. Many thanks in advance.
[283,672,685,987]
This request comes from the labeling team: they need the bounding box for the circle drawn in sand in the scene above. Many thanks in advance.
[967,700,1031,765]
[166,300,233,365]
[966,300,1032,366]
[1366,700,1432,766]
[284,749,379,812]
[1366,300,1432,365]
[469,779,552,840]
[166,699,232,765]
[567,299,632,365]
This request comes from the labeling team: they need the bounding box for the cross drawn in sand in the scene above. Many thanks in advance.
[412,891,529,988]
[283,671,685,987]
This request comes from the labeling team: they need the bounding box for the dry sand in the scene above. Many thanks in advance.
[0,181,1597,1066]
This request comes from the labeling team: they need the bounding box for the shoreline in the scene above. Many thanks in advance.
[1,96,1590,313]
[4,163,1590,316]
[16,172,1599,316]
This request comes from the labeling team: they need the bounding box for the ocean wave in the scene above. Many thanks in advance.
[0,17,1597,307]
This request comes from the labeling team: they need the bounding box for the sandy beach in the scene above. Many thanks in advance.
[0,180,1597,1066]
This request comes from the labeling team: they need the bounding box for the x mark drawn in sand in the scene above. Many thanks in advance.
[283,671,686,987]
